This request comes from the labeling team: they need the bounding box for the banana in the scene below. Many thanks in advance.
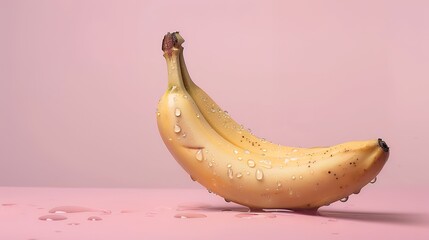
[157,32,390,210]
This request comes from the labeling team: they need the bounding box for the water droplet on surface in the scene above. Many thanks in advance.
[299,175,303,180]
[156,112,160,117]
[196,114,200,118]
[190,175,196,181]
[237,157,243,161]
[291,176,296,180]
[48,206,110,214]
[227,163,232,168]
[235,213,276,219]
[208,161,213,167]
[195,149,203,162]
[340,196,349,202]
[292,149,299,152]
[353,189,361,194]
[290,157,298,161]
[256,169,264,181]
[174,124,181,133]
[1,203,16,206]
[171,85,177,91]
[39,215,67,221]
[228,168,234,179]
[244,150,250,154]
[168,138,172,141]
[233,149,239,154]
[88,216,102,221]
[224,198,231,203]
[175,108,181,117]
[236,173,243,178]
[210,107,216,113]
[183,95,188,99]
[262,148,267,152]
[370,177,377,184]
[174,213,207,219]
[247,160,256,168]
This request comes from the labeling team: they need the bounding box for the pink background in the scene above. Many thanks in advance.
[1,0,428,188]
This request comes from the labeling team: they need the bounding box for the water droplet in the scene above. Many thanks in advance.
[290,157,298,161]
[256,169,264,181]
[171,85,177,91]
[208,161,213,167]
[39,215,67,221]
[292,149,299,152]
[235,213,276,219]
[277,182,282,188]
[258,160,272,169]
[183,95,188,99]
[174,124,181,133]
[182,133,187,138]
[227,163,232,168]
[370,177,377,184]
[1,203,16,206]
[237,157,243,161]
[247,159,256,168]
[174,213,207,219]
[299,175,303,180]
[262,148,267,152]
[210,107,216,113]
[168,137,172,141]
[224,198,231,203]
[156,112,160,116]
[175,108,181,117]
[190,175,196,181]
[196,114,200,118]
[284,158,290,164]
[195,149,203,162]
[244,150,250,154]
[48,206,110,214]
[233,149,239,154]
[353,189,361,194]
[88,216,102,221]
[340,196,349,202]
[120,210,139,213]
[291,176,296,180]
[228,168,234,179]
[236,173,243,178]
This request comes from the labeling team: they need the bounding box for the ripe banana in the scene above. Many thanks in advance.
[157,32,389,210]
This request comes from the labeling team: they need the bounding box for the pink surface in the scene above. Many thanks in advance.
[1,186,428,239]
[1,1,429,189]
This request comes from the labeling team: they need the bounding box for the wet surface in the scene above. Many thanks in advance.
[1,187,428,239]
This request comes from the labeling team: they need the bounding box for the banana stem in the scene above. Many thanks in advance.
[162,32,185,90]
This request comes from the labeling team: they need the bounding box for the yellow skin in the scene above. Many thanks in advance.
[157,32,389,210]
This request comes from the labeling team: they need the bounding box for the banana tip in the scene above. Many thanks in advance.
[378,138,389,152]
[162,31,184,53]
